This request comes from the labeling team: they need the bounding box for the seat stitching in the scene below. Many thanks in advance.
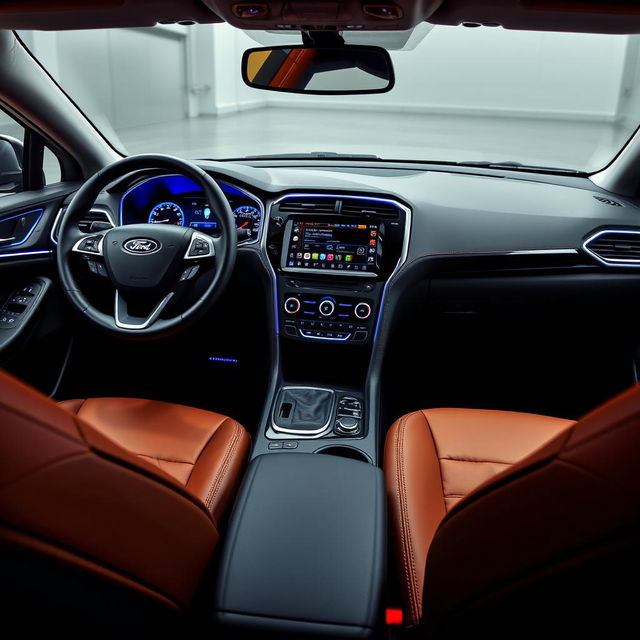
[440,457,511,466]
[395,412,420,623]
[204,421,242,511]
[136,453,194,466]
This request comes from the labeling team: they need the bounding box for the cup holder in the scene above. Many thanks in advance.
[314,445,372,464]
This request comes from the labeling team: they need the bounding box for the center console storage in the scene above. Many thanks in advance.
[214,453,386,638]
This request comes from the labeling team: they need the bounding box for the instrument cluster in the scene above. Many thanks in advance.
[120,174,263,243]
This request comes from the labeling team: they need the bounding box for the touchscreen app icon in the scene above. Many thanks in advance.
[303,252,311,260]
[327,254,334,261]
[312,253,319,260]
[345,255,352,262]
[320,253,326,260]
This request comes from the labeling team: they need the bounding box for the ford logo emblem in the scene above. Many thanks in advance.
[123,238,161,255]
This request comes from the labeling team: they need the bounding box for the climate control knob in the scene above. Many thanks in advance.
[318,297,336,317]
[354,302,372,320]
[284,297,301,315]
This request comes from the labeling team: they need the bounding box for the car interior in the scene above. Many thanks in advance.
[0,1,639,638]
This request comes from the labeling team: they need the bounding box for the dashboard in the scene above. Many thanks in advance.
[120,174,263,243]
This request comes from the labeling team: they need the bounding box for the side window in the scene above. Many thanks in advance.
[0,108,64,194]
[0,110,24,195]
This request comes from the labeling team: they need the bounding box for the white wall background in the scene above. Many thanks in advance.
[7,24,640,134]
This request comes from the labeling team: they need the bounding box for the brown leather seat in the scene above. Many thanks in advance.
[0,370,250,632]
[385,398,640,635]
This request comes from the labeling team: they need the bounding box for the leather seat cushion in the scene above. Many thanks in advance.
[384,408,575,624]
[60,397,250,523]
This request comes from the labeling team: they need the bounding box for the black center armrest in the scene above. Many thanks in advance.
[215,452,386,638]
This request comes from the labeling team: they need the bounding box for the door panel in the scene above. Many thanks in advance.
[0,183,80,394]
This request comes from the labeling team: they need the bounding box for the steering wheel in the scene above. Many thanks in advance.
[56,155,237,338]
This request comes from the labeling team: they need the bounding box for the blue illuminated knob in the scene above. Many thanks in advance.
[319,297,336,317]
[354,302,372,320]
[284,297,301,314]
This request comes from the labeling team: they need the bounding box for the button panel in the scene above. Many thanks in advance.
[281,292,374,343]
[0,280,43,330]
[334,396,363,436]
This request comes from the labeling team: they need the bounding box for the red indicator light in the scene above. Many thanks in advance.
[386,608,403,625]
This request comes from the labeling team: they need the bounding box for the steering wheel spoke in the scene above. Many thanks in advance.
[114,289,175,330]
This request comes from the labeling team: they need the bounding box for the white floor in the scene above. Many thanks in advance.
[114,106,634,172]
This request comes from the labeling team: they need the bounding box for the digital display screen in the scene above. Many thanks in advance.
[181,199,219,231]
[283,220,381,276]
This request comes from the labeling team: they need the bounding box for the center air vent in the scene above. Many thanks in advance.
[340,198,401,217]
[584,229,640,266]
[278,197,338,214]
[277,195,403,217]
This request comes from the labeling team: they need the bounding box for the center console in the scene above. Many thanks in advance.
[255,192,410,460]
[211,193,409,638]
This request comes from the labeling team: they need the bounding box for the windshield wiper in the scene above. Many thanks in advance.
[217,151,381,161]
[456,160,585,175]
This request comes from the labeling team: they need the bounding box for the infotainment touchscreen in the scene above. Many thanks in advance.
[282,220,381,277]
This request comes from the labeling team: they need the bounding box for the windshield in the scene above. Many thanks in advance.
[16,24,640,172]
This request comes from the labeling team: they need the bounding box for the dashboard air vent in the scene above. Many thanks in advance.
[77,210,114,233]
[278,198,338,214]
[593,195,623,207]
[340,198,401,217]
[52,208,114,243]
[584,230,640,265]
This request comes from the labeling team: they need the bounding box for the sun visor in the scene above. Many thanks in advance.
[0,0,222,30]
[430,0,640,35]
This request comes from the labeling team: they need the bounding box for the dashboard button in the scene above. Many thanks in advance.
[353,330,369,341]
[354,302,372,319]
[318,297,336,317]
[284,297,301,314]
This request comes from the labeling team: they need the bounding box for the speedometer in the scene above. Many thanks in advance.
[233,205,261,240]
[148,202,184,226]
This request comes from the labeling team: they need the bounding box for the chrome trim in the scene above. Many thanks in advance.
[504,248,578,256]
[184,231,216,260]
[271,386,336,436]
[71,234,105,256]
[114,290,174,330]
[583,229,640,267]
[119,173,265,245]
[299,329,352,341]
[0,237,16,243]
[122,237,161,255]
[51,206,116,246]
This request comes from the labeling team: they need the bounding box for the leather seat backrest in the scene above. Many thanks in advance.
[0,370,219,631]
[422,385,640,638]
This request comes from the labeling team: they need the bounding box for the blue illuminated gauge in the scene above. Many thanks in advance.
[148,202,184,226]
[233,205,261,240]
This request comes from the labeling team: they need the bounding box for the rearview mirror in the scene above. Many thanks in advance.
[242,45,394,95]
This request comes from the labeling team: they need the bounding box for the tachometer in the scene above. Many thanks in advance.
[148,202,184,226]
[233,205,261,240]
